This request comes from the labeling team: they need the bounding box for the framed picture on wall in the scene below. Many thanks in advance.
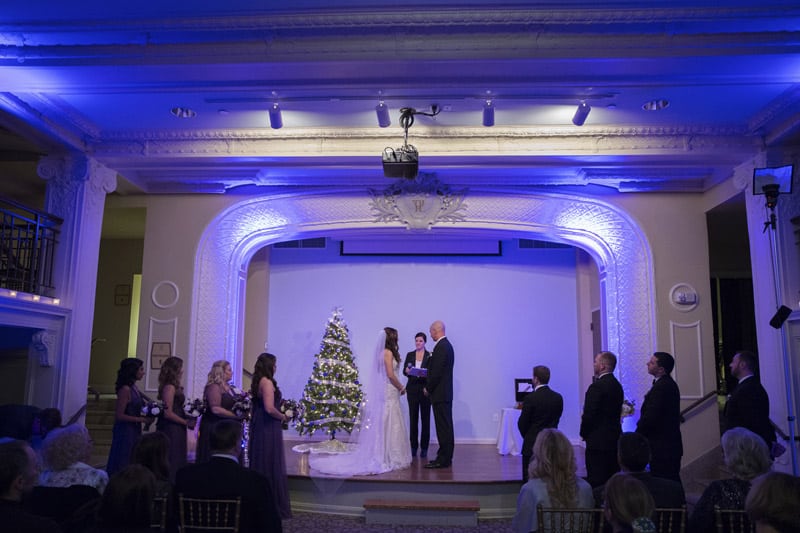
[150,342,172,369]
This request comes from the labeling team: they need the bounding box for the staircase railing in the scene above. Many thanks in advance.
[680,390,717,423]
[0,195,62,297]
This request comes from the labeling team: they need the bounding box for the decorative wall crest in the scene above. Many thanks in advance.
[368,173,468,230]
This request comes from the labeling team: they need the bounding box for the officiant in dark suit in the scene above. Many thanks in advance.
[636,351,683,483]
[424,320,455,469]
[403,332,432,459]
[580,351,624,488]
[517,365,563,482]
[173,419,282,533]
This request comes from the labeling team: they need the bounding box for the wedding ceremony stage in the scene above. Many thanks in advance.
[284,439,586,519]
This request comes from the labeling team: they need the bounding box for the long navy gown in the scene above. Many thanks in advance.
[106,385,143,475]
[249,386,292,518]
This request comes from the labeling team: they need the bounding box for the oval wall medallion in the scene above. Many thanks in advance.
[152,280,179,309]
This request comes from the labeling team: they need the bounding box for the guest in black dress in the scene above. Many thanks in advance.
[402,332,431,458]
[155,356,194,481]
[106,358,149,476]
[196,360,239,464]
[689,427,772,533]
[248,353,292,519]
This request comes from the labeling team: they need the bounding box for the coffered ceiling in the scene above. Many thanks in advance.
[1,1,799,203]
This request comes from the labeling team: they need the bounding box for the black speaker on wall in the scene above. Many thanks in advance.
[769,305,792,329]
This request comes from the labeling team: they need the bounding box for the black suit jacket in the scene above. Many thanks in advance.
[636,374,683,459]
[724,376,776,445]
[403,350,431,394]
[174,456,282,533]
[580,373,623,451]
[517,385,563,457]
[593,471,686,508]
[426,337,454,404]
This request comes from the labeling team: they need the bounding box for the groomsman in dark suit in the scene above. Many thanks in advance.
[173,420,282,533]
[724,350,776,449]
[517,365,563,482]
[580,351,623,488]
[636,351,683,483]
[424,320,455,469]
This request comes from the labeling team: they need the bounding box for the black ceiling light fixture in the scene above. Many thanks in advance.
[483,99,495,127]
[375,100,391,128]
[572,101,591,126]
[268,102,283,129]
[382,105,440,179]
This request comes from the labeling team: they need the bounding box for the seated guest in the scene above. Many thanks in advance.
[39,424,109,494]
[30,408,62,452]
[0,440,62,532]
[512,428,594,533]
[689,427,772,533]
[603,473,656,533]
[132,432,172,499]
[745,471,800,533]
[94,464,156,533]
[174,419,282,533]
[594,432,685,508]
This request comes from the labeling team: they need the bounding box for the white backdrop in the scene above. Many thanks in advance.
[264,239,582,443]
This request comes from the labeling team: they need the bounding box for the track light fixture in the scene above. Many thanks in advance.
[269,103,283,129]
[375,101,391,128]
[382,105,441,179]
[483,100,494,127]
[572,101,591,126]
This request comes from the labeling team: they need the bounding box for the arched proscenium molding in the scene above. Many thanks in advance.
[189,190,655,414]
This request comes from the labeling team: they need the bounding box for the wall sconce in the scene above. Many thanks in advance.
[375,101,391,128]
[269,103,283,129]
[572,101,591,126]
[483,100,495,127]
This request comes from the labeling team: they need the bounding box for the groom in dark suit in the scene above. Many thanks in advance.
[517,365,563,482]
[580,351,623,488]
[424,320,455,469]
[636,351,683,483]
[173,420,282,533]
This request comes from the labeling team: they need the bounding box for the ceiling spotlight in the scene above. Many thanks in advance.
[642,99,670,111]
[572,101,591,126]
[375,101,391,128]
[268,103,283,129]
[483,100,495,127]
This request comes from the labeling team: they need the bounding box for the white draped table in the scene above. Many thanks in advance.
[495,407,522,456]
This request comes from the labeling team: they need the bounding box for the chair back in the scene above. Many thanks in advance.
[536,505,606,533]
[151,496,168,531]
[714,506,755,533]
[178,494,241,533]
[653,506,687,533]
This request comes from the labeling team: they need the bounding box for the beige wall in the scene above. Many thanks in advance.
[89,238,144,394]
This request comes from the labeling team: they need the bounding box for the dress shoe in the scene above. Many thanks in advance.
[424,461,441,469]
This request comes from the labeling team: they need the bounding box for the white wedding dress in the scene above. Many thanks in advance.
[308,332,412,476]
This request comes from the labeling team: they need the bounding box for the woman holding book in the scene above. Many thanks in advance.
[402,331,431,458]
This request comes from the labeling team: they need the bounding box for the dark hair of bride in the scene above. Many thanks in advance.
[384,327,401,364]
[251,352,279,397]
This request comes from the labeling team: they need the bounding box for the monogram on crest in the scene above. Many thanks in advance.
[368,173,468,230]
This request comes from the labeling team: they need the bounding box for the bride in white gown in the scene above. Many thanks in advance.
[309,327,412,476]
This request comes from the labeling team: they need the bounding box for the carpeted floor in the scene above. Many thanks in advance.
[283,512,513,532]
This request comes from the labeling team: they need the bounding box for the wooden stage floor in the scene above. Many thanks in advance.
[285,440,522,484]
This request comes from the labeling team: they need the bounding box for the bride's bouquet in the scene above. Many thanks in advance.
[280,398,301,430]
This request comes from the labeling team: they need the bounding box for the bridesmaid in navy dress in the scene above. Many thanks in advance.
[155,356,195,481]
[196,360,239,463]
[106,358,149,475]
[249,352,292,518]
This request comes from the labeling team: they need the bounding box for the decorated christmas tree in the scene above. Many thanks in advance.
[296,308,364,438]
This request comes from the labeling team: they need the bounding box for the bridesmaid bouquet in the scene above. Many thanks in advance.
[183,398,205,418]
[280,398,301,430]
[621,398,636,418]
[231,391,252,419]
[141,400,165,418]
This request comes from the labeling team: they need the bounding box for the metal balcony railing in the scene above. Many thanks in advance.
[0,196,62,297]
